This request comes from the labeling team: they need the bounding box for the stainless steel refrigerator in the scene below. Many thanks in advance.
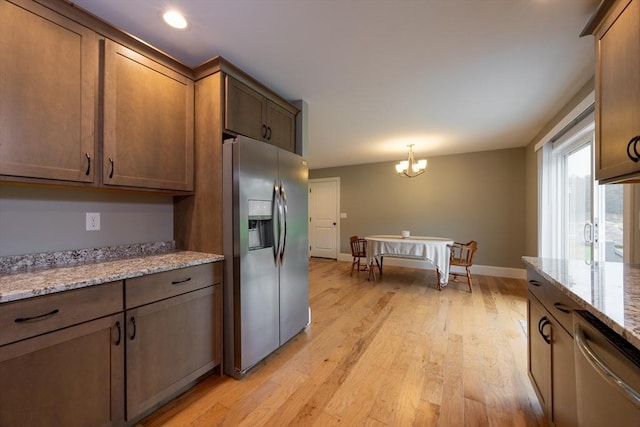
[222,136,309,379]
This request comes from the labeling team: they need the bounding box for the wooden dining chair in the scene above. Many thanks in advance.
[349,235,378,280]
[448,241,478,292]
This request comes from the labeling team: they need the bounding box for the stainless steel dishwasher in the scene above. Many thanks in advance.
[573,310,640,427]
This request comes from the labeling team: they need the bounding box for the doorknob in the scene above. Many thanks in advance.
[333,222,336,226]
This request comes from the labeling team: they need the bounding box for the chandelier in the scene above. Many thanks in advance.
[395,144,427,178]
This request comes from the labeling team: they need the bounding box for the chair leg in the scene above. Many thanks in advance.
[466,267,473,292]
[351,257,356,276]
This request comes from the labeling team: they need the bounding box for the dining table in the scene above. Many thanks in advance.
[364,235,454,290]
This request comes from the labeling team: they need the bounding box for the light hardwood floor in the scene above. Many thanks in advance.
[136,258,546,427]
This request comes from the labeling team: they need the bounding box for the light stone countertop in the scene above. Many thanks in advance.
[522,256,640,351]
[0,251,224,304]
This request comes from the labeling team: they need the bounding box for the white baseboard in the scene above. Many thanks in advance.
[336,253,526,280]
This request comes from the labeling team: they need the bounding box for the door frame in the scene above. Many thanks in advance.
[308,177,340,259]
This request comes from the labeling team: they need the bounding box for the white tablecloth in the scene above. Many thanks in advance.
[365,235,454,285]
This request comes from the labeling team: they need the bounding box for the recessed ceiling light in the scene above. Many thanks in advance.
[162,10,188,30]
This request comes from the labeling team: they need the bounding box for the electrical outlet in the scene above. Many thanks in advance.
[86,212,100,231]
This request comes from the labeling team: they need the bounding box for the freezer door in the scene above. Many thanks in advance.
[227,136,281,375]
[278,148,310,344]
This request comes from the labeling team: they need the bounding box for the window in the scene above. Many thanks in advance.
[540,108,623,263]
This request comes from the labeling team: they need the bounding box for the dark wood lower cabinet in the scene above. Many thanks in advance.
[527,268,578,427]
[0,313,124,427]
[527,293,552,415]
[550,315,577,427]
[125,285,222,422]
[0,263,222,426]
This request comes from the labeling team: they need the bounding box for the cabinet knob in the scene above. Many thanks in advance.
[626,136,640,162]
[528,280,541,287]
[262,124,268,138]
[108,157,115,179]
[266,126,272,140]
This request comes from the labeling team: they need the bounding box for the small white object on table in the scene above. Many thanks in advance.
[364,235,454,290]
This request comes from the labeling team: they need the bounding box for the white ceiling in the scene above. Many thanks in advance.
[72,0,599,169]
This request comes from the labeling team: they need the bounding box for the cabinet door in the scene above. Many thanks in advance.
[125,285,221,421]
[225,75,267,141]
[103,40,194,192]
[595,0,640,182]
[527,294,552,416]
[0,0,97,183]
[550,318,577,427]
[0,313,125,427]
[267,100,296,152]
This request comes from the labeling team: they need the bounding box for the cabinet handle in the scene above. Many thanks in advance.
[553,302,572,314]
[171,277,192,285]
[114,320,122,345]
[529,279,541,287]
[85,153,91,176]
[262,124,268,138]
[108,157,114,179]
[538,316,551,344]
[626,136,640,162]
[14,309,59,323]
[129,316,136,340]
[266,126,272,140]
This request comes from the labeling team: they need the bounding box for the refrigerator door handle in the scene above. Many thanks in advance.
[279,181,288,265]
[272,181,280,266]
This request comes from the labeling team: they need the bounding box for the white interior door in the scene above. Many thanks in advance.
[309,178,339,259]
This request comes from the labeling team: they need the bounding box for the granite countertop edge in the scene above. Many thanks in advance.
[521,256,640,351]
[0,251,224,304]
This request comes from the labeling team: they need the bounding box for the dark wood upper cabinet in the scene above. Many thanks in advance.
[0,0,97,183]
[266,99,297,152]
[583,0,640,183]
[102,40,194,192]
[225,76,267,141]
[225,75,297,152]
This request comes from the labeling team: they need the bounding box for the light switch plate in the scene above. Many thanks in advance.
[340,212,347,219]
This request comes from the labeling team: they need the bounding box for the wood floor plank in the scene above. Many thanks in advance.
[136,259,545,427]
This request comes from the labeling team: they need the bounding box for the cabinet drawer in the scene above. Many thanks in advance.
[527,269,579,335]
[126,262,221,308]
[0,281,123,347]
[527,269,547,303]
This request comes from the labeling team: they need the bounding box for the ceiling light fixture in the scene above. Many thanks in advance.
[162,10,188,30]
[395,144,427,178]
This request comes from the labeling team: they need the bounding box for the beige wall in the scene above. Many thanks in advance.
[310,148,526,269]
[523,77,595,257]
